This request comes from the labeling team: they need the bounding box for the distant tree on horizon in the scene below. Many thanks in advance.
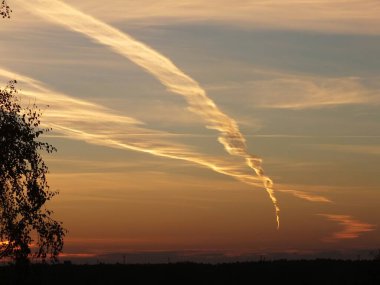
[0,81,66,265]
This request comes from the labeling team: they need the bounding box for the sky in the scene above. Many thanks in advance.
[1,0,379,263]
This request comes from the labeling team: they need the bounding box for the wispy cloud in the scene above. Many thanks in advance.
[0,68,142,125]
[253,77,376,109]
[278,189,332,203]
[13,0,380,35]
[274,182,334,203]
[0,67,264,186]
[319,214,375,242]
[19,0,280,227]
[209,70,379,110]
[9,67,328,220]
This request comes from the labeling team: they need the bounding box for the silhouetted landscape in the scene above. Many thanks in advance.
[1,260,379,284]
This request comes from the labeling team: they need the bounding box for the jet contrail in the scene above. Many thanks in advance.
[1,67,327,206]
[0,67,265,188]
[278,189,332,203]
[17,0,280,228]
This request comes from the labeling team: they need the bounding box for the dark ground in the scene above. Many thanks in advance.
[1,260,379,285]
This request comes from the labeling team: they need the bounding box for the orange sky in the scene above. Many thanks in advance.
[1,0,379,262]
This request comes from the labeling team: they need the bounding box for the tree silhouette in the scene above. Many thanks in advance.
[0,81,65,263]
[1,0,11,18]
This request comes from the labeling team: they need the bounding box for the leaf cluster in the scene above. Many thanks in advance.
[0,0,11,19]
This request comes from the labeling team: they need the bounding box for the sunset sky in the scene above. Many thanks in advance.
[1,0,379,262]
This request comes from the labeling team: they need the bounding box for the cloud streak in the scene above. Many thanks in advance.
[18,0,378,35]
[254,78,376,110]
[18,0,280,227]
[209,70,380,110]
[274,182,334,203]
[319,214,375,242]
[278,189,332,203]
[0,67,273,197]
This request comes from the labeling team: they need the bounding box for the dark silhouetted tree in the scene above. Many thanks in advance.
[1,0,11,18]
[0,81,65,264]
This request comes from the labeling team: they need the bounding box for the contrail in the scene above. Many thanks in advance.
[0,67,264,188]
[1,67,326,205]
[277,189,332,203]
[18,0,280,228]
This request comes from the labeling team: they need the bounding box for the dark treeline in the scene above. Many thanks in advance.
[0,260,379,285]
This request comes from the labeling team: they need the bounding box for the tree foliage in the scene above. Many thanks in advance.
[1,0,11,18]
[0,81,65,262]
